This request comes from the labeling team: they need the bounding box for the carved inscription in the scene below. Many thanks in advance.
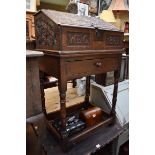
[67,32,90,46]
[35,17,57,48]
[105,35,121,46]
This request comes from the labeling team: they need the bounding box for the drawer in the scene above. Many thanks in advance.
[65,57,119,79]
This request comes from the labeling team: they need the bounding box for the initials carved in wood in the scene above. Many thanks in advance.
[67,32,90,46]
[105,35,121,46]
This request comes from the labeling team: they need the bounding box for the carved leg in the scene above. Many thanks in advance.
[110,70,120,117]
[84,76,91,108]
[60,91,67,128]
[58,80,67,134]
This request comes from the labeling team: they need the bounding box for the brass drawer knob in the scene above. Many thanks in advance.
[95,62,102,67]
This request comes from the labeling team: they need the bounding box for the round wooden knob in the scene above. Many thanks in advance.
[95,62,102,67]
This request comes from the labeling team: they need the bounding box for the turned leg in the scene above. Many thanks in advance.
[84,76,91,108]
[58,80,67,132]
[110,70,120,117]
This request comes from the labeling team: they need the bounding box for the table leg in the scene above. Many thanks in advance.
[110,70,120,117]
[39,71,47,117]
[58,80,67,132]
[84,76,90,108]
[110,137,119,155]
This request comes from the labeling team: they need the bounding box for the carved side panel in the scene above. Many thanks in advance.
[35,13,59,50]
[104,31,123,49]
[105,35,121,46]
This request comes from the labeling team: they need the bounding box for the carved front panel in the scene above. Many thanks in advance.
[61,26,92,50]
[67,32,90,46]
[105,35,121,46]
[35,14,58,50]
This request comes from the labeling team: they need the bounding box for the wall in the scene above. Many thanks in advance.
[113,11,129,31]
[37,2,67,11]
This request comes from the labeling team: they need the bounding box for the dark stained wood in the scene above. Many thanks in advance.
[26,50,44,118]
[46,102,110,121]
[72,79,76,88]
[26,39,36,50]
[124,55,129,79]
[95,73,107,86]
[84,76,91,107]
[43,80,57,89]
[26,123,43,155]
[39,71,47,117]
[26,113,123,155]
[95,55,129,86]
[34,9,123,151]
[68,117,114,145]
[110,70,121,117]
[34,10,123,52]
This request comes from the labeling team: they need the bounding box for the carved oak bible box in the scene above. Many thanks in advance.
[34,9,124,152]
[34,9,123,52]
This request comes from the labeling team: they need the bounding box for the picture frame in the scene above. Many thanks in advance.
[26,0,36,12]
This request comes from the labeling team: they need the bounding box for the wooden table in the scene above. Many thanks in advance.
[34,9,124,151]
[38,50,123,150]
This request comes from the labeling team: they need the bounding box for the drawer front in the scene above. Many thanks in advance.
[65,57,119,79]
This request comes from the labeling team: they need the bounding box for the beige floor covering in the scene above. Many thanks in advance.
[45,83,84,113]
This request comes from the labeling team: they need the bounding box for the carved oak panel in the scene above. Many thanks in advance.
[35,14,58,50]
[67,32,90,46]
[105,35,121,46]
[61,26,92,50]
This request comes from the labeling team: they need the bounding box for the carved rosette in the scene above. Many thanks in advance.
[35,17,57,48]
[105,35,121,46]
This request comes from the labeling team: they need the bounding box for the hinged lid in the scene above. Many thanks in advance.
[35,9,122,32]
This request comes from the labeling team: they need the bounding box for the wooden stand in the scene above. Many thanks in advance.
[39,51,122,151]
[34,9,124,152]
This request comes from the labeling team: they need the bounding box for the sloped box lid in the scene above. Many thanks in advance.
[35,9,122,32]
[90,80,129,127]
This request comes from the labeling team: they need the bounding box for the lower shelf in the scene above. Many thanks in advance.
[45,103,115,152]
